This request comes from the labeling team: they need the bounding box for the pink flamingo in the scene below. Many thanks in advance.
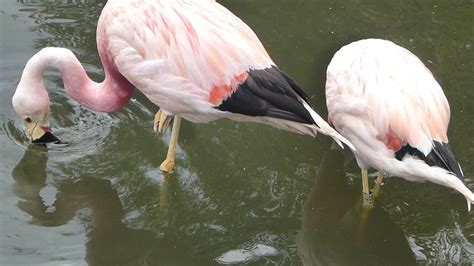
[12,0,353,173]
[326,39,473,209]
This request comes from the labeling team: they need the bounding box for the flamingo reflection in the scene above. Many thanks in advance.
[297,150,416,265]
[11,147,198,265]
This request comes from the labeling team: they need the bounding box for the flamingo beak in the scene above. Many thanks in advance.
[25,122,61,145]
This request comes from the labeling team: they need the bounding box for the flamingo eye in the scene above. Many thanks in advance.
[24,117,32,123]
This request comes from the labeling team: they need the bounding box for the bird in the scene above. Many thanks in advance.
[325,38,474,210]
[12,0,353,173]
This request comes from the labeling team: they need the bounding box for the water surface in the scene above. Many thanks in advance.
[1,0,473,264]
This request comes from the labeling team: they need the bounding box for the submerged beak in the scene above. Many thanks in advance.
[25,122,61,145]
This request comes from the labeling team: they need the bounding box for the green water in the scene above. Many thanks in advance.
[1,0,473,264]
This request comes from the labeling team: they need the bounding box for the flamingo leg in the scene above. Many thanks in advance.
[371,170,384,199]
[158,173,170,225]
[154,109,173,133]
[361,169,374,208]
[160,115,181,173]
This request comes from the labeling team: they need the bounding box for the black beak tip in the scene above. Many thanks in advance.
[32,131,63,145]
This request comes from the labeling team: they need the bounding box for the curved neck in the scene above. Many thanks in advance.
[23,47,134,112]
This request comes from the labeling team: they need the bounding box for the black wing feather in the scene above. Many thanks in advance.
[395,141,464,182]
[273,67,311,103]
[216,66,314,124]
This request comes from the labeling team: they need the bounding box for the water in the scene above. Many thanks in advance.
[1,0,473,264]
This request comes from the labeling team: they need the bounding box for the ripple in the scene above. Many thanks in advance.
[216,244,278,265]
[2,111,114,158]
[2,99,157,171]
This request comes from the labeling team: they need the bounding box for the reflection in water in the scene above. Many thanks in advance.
[11,147,198,265]
[297,150,416,265]
[17,0,106,61]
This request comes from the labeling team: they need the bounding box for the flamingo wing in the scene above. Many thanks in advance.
[97,0,312,124]
[326,39,463,177]
[217,66,313,124]
[94,0,356,149]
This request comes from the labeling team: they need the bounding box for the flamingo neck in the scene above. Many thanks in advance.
[23,47,134,112]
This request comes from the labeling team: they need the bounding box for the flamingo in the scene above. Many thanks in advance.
[325,38,474,210]
[12,0,353,173]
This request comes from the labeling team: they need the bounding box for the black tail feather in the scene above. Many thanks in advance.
[216,66,314,124]
[431,142,464,178]
[395,141,464,182]
[273,67,311,103]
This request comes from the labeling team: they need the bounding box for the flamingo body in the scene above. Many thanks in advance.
[326,39,473,206]
[97,0,348,142]
[98,0,272,118]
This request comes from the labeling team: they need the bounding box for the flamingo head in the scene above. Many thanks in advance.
[401,156,474,211]
[12,66,60,145]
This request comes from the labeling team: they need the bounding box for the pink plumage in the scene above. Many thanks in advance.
[12,0,353,164]
[98,0,274,115]
[326,38,473,209]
